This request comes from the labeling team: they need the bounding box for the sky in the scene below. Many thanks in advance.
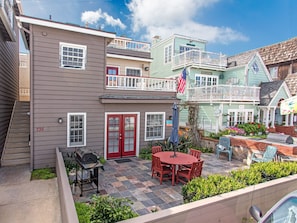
[20,0,297,56]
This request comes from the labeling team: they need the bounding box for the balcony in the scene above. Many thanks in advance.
[106,75,176,92]
[108,37,150,52]
[0,0,16,41]
[172,50,227,70]
[187,85,260,104]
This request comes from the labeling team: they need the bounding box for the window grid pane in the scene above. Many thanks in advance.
[69,114,85,146]
[61,44,85,69]
[146,114,164,140]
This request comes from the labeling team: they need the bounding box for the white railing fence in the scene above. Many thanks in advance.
[187,85,260,103]
[108,38,150,52]
[106,75,176,92]
[173,50,227,69]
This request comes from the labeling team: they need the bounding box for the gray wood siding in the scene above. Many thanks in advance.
[0,30,19,154]
[31,25,107,168]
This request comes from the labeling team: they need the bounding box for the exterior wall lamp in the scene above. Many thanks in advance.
[58,117,63,124]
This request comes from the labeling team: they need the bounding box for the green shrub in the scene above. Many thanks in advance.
[89,195,138,223]
[182,162,297,203]
[139,147,152,160]
[182,174,246,203]
[31,168,56,180]
[75,202,91,223]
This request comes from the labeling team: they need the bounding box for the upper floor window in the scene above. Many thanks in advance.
[252,61,259,73]
[126,68,141,77]
[20,60,27,68]
[164,45,172,64]
[67,113,86,147]
[179,45,198,53]
[60,42,87,69]
[145,112,165,141]
[195,74,218,87]
[269,66,278,79]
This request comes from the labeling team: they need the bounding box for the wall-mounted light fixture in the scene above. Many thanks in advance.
[144,67,149,71]
[58,118,63,124]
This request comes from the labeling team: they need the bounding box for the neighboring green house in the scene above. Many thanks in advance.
[150,34,292,133]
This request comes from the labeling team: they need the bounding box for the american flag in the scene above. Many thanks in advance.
[177,68,187,93]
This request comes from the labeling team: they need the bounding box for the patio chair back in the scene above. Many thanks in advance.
[251,145,277,163]
[151,155,171,184]
[176,160,204,184]
[152,146,162,154]
[216,136,233,161]
[191,160,204,178]
[262,146,277,161]
[189,149,201,160]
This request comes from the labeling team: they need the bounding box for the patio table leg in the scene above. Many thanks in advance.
[171,164,175,186]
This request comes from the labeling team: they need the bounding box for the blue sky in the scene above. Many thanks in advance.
[21,0,297,56]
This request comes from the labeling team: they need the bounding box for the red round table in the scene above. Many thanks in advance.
[154,151,198,185]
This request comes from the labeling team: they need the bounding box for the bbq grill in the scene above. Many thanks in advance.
[266,133,293,144]
[75,148,103,197]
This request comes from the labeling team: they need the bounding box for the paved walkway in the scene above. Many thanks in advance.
[73,153,248,216]
[0,164,62,223]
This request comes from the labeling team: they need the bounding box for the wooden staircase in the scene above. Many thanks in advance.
[1,101,30,166]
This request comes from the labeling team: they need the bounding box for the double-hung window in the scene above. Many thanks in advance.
[145,112,165,141]
[67,113,86,147]
[60,42,87,69]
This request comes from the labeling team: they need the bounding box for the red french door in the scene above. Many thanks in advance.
[107,114,137,159]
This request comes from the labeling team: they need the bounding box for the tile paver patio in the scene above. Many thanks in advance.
[73,152,248,216]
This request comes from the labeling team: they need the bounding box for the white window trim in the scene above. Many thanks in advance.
[164,44,172,64]
[125,67,142,76]
[59,42,87,70]
[145,112,166,141]
[67,112,87,147]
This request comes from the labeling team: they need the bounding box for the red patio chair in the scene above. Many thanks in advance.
[190,148,201,159]
[151,155,172,184]
[152,146,162,154]
[179,148,201,170]
[176,160,204,184]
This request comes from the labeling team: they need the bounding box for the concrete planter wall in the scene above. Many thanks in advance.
[56,148,79,223]
[119,175,297,223]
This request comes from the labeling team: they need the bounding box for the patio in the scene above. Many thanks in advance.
[72,153,247,216]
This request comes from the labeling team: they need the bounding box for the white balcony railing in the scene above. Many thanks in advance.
[108,38,150,52]
[187,85,260,103]
[172,50,227,69]
[106,75,176,92]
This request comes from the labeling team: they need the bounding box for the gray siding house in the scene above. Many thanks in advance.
[0,0,21,156]
[18,16,178,169]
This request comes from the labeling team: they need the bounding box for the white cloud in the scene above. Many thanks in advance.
[81,9,126,29]
[127,0,248,44]
[81,9,103,25]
